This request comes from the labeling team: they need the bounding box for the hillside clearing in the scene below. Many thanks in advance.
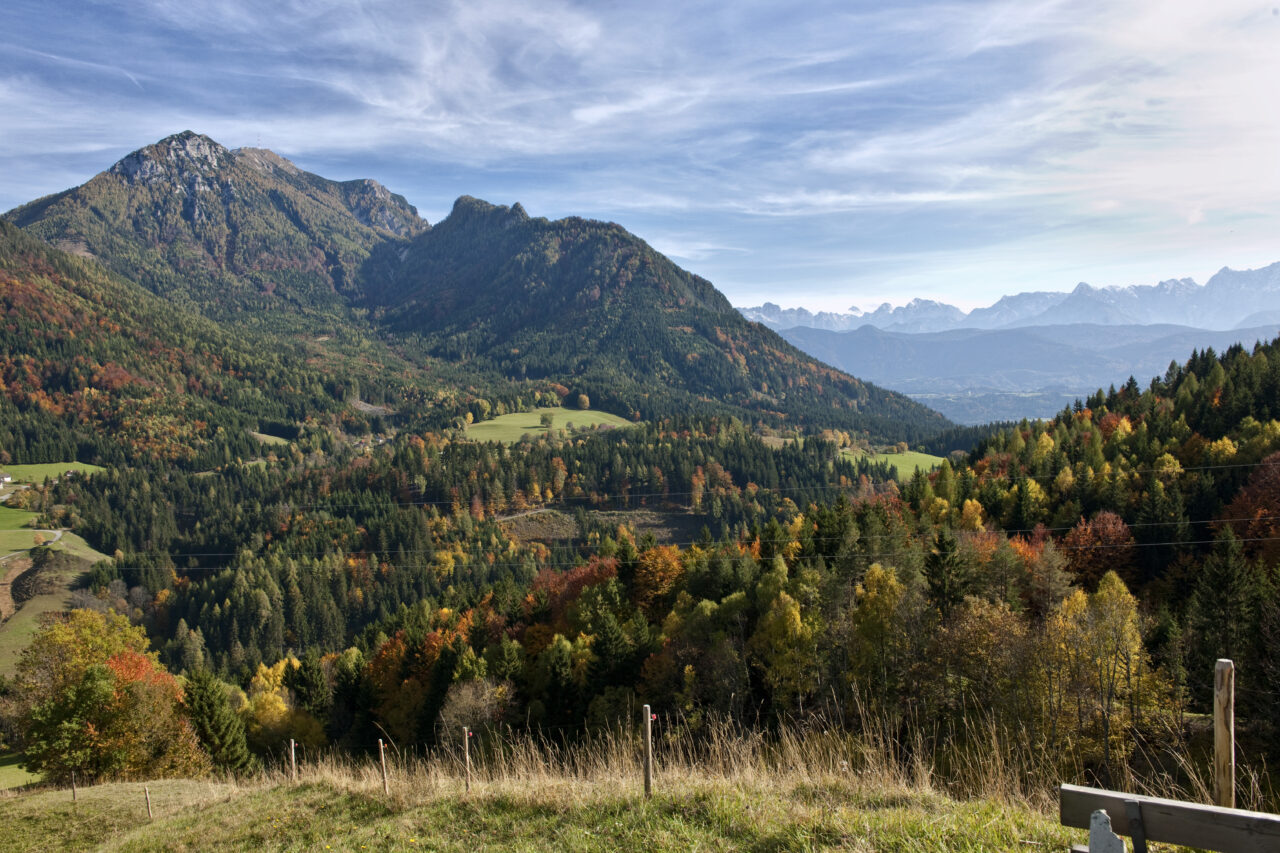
[248,431,291,446]
[0,537,104,678]
[0,508,42,556]
[0,462,104,483]
[0,507,37,533]
[843,448,945,480]
[466,408,636,443]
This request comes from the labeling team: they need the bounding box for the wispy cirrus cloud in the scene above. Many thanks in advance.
[2,0,1278,307]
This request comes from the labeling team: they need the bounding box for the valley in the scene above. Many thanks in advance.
[0,132,1278,851]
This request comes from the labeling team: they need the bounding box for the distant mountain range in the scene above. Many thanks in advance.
[740,264,1280,334]
[1,131,950,453]
[740,266,1280,424]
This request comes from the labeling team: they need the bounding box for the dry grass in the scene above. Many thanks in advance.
[0,721,1089,852]
[3,716,1257,851]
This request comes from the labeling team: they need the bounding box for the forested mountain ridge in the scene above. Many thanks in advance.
[371,195,949,436]
[0,220,346,466]
[5,131,427,325]
[4,132,950,440]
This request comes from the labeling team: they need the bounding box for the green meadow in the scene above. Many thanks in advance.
[466,408,635,443]
[843,448,945,480]
[0,462,104,483]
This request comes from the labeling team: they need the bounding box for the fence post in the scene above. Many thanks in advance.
[144,784,153,821]
[379,738,389,796]
[71,771,76,803]
[643,704,653,798]
[290,738,297,782]
[1215,659,1235,808]
[464,726,472,794]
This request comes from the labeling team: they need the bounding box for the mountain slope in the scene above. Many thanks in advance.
[373,196,950,437]
[5,132,952,443]
[0,219,341,465]
[5,131,426,326]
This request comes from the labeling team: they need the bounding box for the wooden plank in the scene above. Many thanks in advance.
[1060,784,1280,852]
[1216,658,1236,808]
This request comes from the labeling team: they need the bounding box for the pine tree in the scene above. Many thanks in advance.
[285,650,332,722]
[184,668,256,773]
[924,530,969,619]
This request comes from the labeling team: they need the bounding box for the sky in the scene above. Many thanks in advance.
[3,0,1279,311]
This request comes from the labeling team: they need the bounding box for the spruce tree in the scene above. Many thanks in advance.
[184,668,255,773]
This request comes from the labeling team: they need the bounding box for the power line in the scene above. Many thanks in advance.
[56,451,1277,524]
[102,530,1280,576]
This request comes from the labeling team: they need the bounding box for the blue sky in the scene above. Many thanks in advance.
[3,0,1279,310]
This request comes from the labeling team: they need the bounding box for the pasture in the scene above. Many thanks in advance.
[466,408,635,443]
[844,448,945,479]
[0,462,104,483]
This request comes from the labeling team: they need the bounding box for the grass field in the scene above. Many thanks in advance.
[0,727,1088,853]
[0,462,104,483]
[467,408,635,443]
[0,754,38,791]
[248,431,290,446]
[0,530,43,553]
[43,532,109,564]
[0,506,37,532]
[0,507,41,555]
[845,448,945,480]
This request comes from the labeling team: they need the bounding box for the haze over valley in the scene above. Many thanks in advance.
[740,266,1280,422]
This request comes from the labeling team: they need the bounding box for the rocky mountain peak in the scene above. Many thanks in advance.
[109,131,231,184]
[340,178,427,238]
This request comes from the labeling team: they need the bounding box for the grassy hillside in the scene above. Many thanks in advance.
[842,448,945,480]
[0,507,39,555]
[0,462,104,482]
[465,408,635,443]
[0,732,1086,853]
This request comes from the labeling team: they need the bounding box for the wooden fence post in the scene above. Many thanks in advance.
[290,738,297,782]
[144,784,153,821]
[643,704,653,798]
[1215,659,1235,809]
[379,738,389,796]
[464,726,472,794]
[71,771,76,803]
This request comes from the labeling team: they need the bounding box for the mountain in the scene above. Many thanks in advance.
[737,302,866,332]
[739,263,1280,333]
[856,298,967,333]
[0,219,343,466]
[5,131,427,326]
[368,196,950,437]
[739,297,966,333]
[3,132,950,443]
[960,290,1068,328]
[779,322,1280,424]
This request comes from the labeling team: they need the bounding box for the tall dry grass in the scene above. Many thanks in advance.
[253,708,1276,818]
[251,712,1080,813]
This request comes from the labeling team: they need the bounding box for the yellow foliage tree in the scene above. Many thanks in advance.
[748,590,818,712]
[240,658,326,752]
[846,563,904,703]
